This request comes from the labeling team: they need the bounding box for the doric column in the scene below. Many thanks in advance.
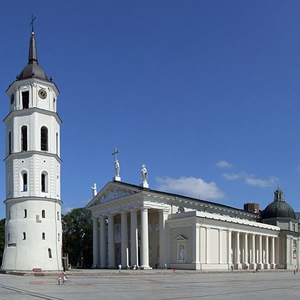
[250,234,256,269]
[265,236,269,269]
[206,227,210,264]
[107,214,115,268]
[290,238,293,265]
[121,211,129,268]
[159,209,168,268]
[130,209,138,267]
[235,232,241,269]
[99,216,106,268]
[244,233,248,266]
[192,224,200,269]
[258,235,263,269]
[270,236,275,268]
[228,230,232,268]
[218,229,221,264]
[92,217,99,268]
[140,208,150,269]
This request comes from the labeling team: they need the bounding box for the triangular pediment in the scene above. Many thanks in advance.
[175,235,188,241]
[86,181,142,208]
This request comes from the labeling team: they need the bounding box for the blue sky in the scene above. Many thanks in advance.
[1,0,300,218]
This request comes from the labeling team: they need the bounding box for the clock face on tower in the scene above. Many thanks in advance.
[38,88,47,99]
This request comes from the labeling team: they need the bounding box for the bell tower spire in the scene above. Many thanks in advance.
[28,15,38,64]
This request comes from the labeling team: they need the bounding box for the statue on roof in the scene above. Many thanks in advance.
[141,164,149,188]
[91,183,97,197]
[112,147,121,181]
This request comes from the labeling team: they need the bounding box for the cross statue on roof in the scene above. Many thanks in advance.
[112,147,121,181]
[112,147,119,162]
[30,14,36,32]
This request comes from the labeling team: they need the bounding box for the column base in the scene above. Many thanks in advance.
[264,263,270,269]
[250,263,256,270]
[235,263,242,270]
[270,263,276,269]
[140,265,152,270]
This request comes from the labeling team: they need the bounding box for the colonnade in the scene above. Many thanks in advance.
[231,231,276,269]
[92,207,169,269]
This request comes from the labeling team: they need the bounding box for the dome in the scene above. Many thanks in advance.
[261,188,296,220]
[18,63,48,81]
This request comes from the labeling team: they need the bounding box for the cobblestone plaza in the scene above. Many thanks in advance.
[0,270,300,300]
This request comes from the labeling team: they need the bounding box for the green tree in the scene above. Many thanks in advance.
[0,219,5,265]
[62,208,93,268]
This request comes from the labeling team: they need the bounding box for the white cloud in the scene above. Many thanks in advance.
[156,176,225,200]
[244,174,279,187]
[222,170,279,187]
[216,160,234,168]
[222,173,241,180]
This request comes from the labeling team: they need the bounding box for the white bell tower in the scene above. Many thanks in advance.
[1,26,63,271]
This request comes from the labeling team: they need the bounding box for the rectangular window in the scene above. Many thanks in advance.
[41,127,48,151]
[23,173,28,191]
[58,233,60,241]
[57,211,60,220]
[24,209,27,218]
[23,232,26,240]
[21,126,28,151]
[8,132,12,155]
[42,232,45,240]
[41,174,46,192]
[22,91,29,109]
[48,248,52,258]
[42,210,45,218]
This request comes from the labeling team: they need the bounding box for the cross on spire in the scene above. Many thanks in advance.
[30,14,36,33]
[112,147,119,162]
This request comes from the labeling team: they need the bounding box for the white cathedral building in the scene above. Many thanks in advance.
[1,27,63,271]
[2,25,299,273]
[87,164,300,271]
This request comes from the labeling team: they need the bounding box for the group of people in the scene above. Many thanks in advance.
[58,271,67,285]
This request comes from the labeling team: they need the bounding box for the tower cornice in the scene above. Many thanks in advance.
[3,107,62,124]
[3,150,62,163]
[4,197,63,205]
[6,77,60,96]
